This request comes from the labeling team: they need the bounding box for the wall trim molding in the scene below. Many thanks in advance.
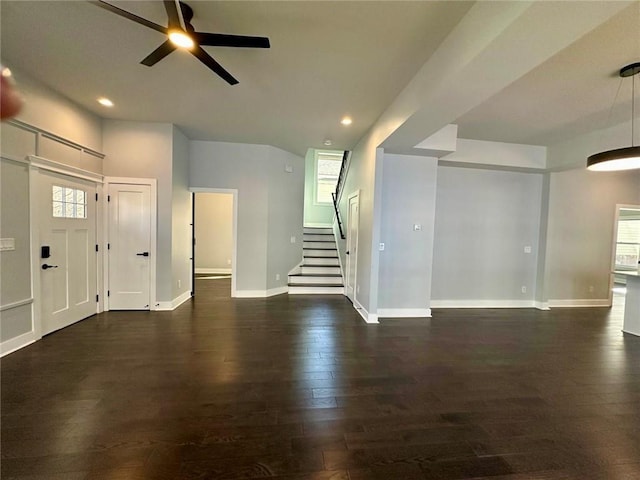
[155,291,192,311]
[430,300,537,309]
[234,286,288,298]
[195,268,232,275]
[28,155,104,183]
[548,298,611,308]
[535,301,550,310]
[353,298,379,324]
[377,308,432,318]
[304,223,333,228]
[1,330,38,357]
[0,297,34,312]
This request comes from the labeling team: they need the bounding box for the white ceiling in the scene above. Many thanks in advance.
[2,1,638,156]
[0,0,473,156]
[454,4,640,147]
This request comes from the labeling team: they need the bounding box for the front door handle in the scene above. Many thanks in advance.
[42,264,58,270]
[346,251,349,255]
[136,252,149,257]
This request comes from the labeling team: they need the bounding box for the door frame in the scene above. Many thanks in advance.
[190,188,238,297]
[345,190,360,303]
[104,177,157,311]
[28,156,104,339]
[610,203,640,305]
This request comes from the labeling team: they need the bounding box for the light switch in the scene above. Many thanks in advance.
[290,236,296,244]
[379,243,385,251]
[285,165,293,173]
[524,246,532,254]
[413,224,422,231]
[0,238,15,251]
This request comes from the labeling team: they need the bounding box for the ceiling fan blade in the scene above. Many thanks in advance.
[90,1,167,34]
[195,32,270,49]
[191,46,239,85]
[140,40,177,67]
[163,0,181,29]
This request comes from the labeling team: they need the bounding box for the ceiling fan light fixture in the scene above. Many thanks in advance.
[169,30,194,49]
[587,62,640,172]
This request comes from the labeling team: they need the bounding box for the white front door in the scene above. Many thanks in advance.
[345,193,359,302]
[108,183,152,310]
[38,171,97,335]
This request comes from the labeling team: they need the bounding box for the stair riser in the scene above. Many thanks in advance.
[288,276,343,285]
[289,286,344,295]
[303,228,333,235]
[303,234,335,242]
[303,242,336,249]
[301,266,341,275]
[303,249,337,257]
[303,257,340,266]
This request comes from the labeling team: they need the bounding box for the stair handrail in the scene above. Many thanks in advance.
[331,150,349,240]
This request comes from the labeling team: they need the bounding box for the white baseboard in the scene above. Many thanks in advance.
[377,308,432,318]
[195,268,232,274]
[548,299,611,308]
[234,286,288,298]
[1,330,38,357]
[535,301,550,310]
[430,300,536,309]
[155,290,192,311]
[353,298,379,324]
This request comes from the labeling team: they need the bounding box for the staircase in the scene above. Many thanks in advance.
[288,227,344,294]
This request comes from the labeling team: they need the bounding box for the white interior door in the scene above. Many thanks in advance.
[345,194,359,302]
[108,183,152,310]
[38,171,97,335]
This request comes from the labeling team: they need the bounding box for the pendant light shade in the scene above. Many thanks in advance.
[587,62,640,172]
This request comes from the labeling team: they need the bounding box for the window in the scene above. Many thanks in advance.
[615,213,640,270]
[315,151,342,204]
[52,185,87,219]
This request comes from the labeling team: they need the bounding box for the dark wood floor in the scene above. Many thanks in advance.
[2,280,640,479]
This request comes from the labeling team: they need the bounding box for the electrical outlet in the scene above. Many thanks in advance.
[227,259,231,265]
[178,279,182,288]
[521,286,527,293]
[524,246,532,254]
[276,274,280,281]
[589,285,594,293]
[357,285,360,294]
[290,236,296,244]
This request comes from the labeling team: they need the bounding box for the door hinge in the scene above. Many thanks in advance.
[107,290,110,297]
[96,294,99,302]
[95,193,98,201]
[107,243,110,250]
[95,244,99,252]
[107,195,111,202]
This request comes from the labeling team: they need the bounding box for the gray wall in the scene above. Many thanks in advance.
[378,154,438,312]
[431,166,543,304]
[195,193,233,272]
[545,167,640,303]
[267,147,305,290]
[189,141,304,294]
[102,120,175,302]
[0,158,32,342]
[171,126,191,300]
[303,148,335,226]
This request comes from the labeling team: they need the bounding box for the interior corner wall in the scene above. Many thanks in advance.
[544,167,640,304]
[431,166,543,306]
[171,126,191,301]
[378,153,438,313]
[303,148,334,226]
[189,141,269,293]
[102,120,174,303]
[266,146,304,291]
[195,193,234,272]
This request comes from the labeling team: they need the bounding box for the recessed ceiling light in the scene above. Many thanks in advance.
[169,30,194,49]
[340,116,352,126]
[323,139,332,146]
[97,97,114,107]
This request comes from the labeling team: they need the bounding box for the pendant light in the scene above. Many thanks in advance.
[587,62,640,171]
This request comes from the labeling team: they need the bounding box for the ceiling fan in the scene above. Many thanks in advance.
[91,0,270,85]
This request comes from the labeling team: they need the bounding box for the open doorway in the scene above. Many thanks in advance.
[611,204,640,307]
[192,189,237,298]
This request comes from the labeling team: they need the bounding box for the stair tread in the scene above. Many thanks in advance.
[303,233,334,236]
[301,264,340,268]
[304,256,339,259]
[303,247,337,250]
[288,283,344,287]
[289,273,342,277]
